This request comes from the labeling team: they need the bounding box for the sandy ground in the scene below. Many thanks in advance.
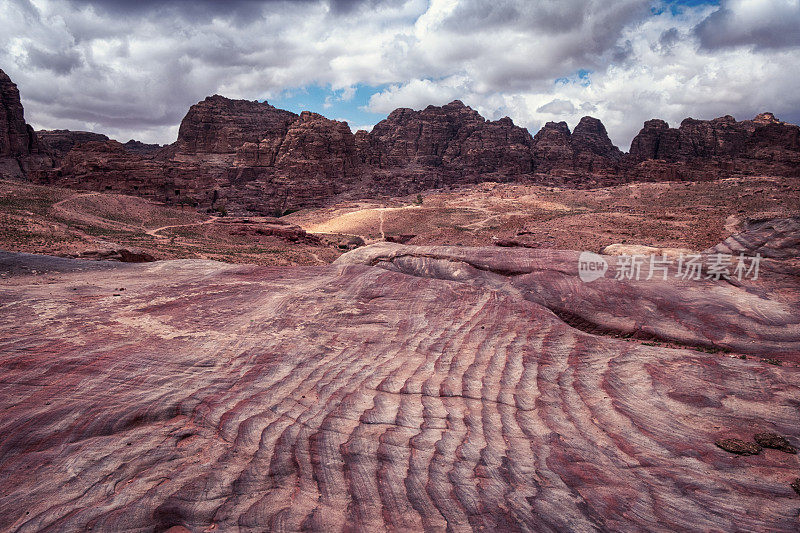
[288,176,800,252]
[2,175,798,264]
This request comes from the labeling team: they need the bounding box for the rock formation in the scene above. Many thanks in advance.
[36,129,110,159]
[3,64,799,213]
[172,95,298,157]
[0,219,798,530]
[530,117,624,180]
[363,100,534,174]
[0,69,51,178]
[121,139,163,156]
[627,113,800,179]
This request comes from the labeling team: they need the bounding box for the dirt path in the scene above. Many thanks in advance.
[51,191,102,209]
[146,216,219,238]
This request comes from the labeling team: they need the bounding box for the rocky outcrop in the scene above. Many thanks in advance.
[531,121,574,172]
[36,129,110,159]
[0,69,51,178]
[363,100,535,176]
[4,60,795,213]
[0,233,798,530]
[173,95,298,156]
[55,140,168,195]
[531,117,622,175]
[627,113,800,178]
[50,140,219,206]
[571,116,623,169]
[236,111,360,180]
[122,139,163,156]
[37,130,162,161]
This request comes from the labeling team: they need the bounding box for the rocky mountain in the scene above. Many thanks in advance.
[121,139,163,156]
[0,69,51,178]
[172,95,298,157]
[531,117,623,175]
[36,129,110,159]
[2,68,799,214]
[37,130,164,160]
[627,112,800,179]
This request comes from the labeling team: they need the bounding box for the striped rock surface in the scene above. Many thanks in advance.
[0,249,799,532]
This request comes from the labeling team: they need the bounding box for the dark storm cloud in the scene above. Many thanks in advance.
[694,0,800,50]
[443,0,651,43]
[24,46,83,75]
[64,0,393,19]
[3,0,799,148]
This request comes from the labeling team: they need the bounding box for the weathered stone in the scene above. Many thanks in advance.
[754,433,797,454]
[715,438,762,456]
[0,240,799,530]
[0,69,51,177]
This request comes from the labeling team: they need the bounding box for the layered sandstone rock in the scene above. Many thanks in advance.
[627,113,800,178]
[173,95,298,156]
[0,69,51,177]
[363,100,535,176]
[36,129,110,159]
[0,232,798,530]
[531,117,622,175]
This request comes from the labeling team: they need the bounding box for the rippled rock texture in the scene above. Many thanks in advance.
[1,238,799,531]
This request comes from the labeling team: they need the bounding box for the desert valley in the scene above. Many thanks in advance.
[1,1,800,530]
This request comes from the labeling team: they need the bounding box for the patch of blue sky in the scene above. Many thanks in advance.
[555,69,592,87]
[651,0,720,16]
[266,83,391,131]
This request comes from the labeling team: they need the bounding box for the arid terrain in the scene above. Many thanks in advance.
[3,175,798,269]
[2,52,800,532]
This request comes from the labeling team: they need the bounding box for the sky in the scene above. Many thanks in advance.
[1,0,799,149]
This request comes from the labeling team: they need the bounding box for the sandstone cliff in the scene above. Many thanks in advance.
[36,130,110,159]
[4,65,799,213]
[627,112,800,179]
[0,69,51,178]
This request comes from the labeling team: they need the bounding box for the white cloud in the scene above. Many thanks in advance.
[536,99,576,115]
[0,0,798,149]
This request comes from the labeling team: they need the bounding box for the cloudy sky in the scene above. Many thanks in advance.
[2,0,799,148]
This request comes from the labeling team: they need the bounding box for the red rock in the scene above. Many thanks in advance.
[364,100,535,176]
[627,113,800,178]
[36,130,110,159]
[715,438,761,456]
[337,218,800,361]
[0,69,51,178]
[754,433,796,454]
[4,68,797,212]
[531,117,622,176]
[173,94,297,155]
[0,246,799,530]
[121,139,163,156]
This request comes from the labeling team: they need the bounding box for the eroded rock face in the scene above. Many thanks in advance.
[174,95,298,156]
[36,130,110,160]
[627,113,800,178]
[8,68,797,213]
[0,69,51,177]
[362,101,541,178]
[0,240,799,531]
[54,140,170,197]
[122,139,163,156]
[364,100,488,168]
[531,117,622,175]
